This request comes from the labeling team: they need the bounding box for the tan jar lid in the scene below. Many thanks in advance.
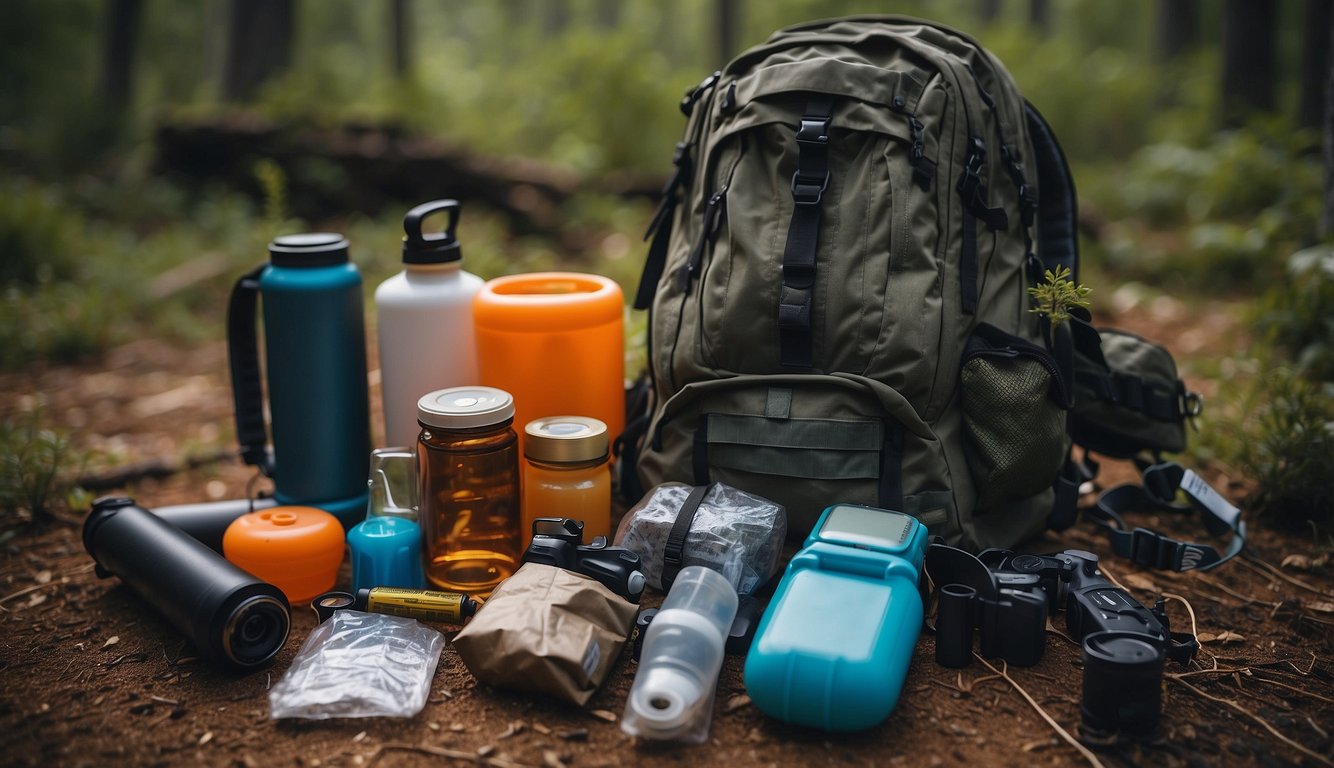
[524,416,608,464]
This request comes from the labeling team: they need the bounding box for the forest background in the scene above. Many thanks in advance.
[0,0,1331,556]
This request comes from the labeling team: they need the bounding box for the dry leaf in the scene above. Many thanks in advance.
[34,570,52,584]
[589,709,617,723]
[352,731,366,743]
[1306,601,1334,614]
[725,694,751,713]
[1200,630,1246,644]
[26,593,47,608]
[198,731,213,746]
[1281,553,1329,571]
[103,636,120,648]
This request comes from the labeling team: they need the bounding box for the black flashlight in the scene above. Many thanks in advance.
[83,496,291,671]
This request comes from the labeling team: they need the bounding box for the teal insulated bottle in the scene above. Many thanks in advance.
[227,233,371,528]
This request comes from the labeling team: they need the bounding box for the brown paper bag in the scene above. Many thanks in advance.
[452,563,637,706]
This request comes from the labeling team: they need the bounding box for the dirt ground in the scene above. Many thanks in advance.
[2,297,1332,768]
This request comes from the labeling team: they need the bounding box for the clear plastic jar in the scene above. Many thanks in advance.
[417,387,520,598]
[521,416,611,549]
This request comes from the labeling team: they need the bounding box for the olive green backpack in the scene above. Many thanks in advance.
[623,16,1240,565]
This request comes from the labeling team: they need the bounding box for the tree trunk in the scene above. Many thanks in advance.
[596,0,620,28]
[979,0,1002,24]
[222,0,294,102]
[1220,0,1277,126]
[390,0,411,79]
[102,0,142,116]
[1156,0,1199,62]
[1323,12,1334,239]
[1299,0,1333,129]
[1029,0,1050,36]
[716,0,740,69]
[542,0,569,37]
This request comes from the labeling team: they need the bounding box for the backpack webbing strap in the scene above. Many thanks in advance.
[778,97,834,369]
[956,136,1008,315]
[1085,462,1246,572]
[662,484,711,589]
[878,421,905,512]
[1024,100,1079,281]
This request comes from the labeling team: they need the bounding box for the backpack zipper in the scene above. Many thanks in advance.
[676,185,728,291]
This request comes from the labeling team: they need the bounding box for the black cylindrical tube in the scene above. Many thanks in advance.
[1080,630,1164,742]
[935,583,977,668]
[83,497,291,671]
[151,496,278,552]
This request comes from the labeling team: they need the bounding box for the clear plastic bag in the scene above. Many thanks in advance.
[614,482,786,595]
[268,610,445,720]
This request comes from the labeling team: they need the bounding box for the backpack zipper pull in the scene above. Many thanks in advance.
[892,96,935,191]
[676,186,728,291]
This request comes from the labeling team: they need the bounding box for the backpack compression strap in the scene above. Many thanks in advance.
[779,97,835,369]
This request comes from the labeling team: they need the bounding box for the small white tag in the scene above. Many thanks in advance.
[1181,469,1240,528]
[580,638,602,681]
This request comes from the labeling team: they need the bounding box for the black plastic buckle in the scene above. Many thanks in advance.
[781,263,816,291]
[680,71,721,116]
[796,116,830,144]
[790,171,829,206]
[1130,527,1180,570]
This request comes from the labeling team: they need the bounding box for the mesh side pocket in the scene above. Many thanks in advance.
[961,324,1070,511]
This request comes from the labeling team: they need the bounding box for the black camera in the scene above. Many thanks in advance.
[521,518,646,603]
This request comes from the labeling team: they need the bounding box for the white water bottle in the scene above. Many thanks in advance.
[375,200,484,447]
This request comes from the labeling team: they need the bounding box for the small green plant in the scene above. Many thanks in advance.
[0,410,76,533]
[1256,245,1334,382]
[1027,265,1092,326]
[1235,369,1334,532]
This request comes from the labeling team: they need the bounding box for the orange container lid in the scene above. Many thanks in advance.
[223,506,345,605]
[473,272,623,332]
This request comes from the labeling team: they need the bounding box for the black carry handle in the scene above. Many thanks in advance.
[227,264,274,476]
[402,199,463,264]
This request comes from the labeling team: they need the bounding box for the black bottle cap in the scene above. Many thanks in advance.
[268,233,350,267]
[402,200,463,265]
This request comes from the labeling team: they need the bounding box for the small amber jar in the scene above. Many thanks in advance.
[521,416,611,550]
[417,386,520,598]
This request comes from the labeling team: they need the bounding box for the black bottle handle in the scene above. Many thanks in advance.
[227,264,274,476]
[404,199,460,245]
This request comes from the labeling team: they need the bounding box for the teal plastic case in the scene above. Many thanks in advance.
[743,503,928,731]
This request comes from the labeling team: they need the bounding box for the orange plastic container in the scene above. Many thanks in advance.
[222,506,345,605]
[473,273,625,448]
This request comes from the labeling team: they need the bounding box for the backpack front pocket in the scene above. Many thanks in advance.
[960,323,1071,511]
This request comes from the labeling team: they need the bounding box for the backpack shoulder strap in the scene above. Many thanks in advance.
[1024,100,1079,281]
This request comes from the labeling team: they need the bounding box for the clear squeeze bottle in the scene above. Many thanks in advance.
[416,387,520,598]
[375,200,484,448]
[521,416,611,550]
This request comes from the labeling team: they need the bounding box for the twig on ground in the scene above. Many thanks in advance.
[368,742,535,768]
[1196,575,1280,608]
[1241,554,1334,600]
[974,655,1106,768]
[1169,676,1334,767]
[0,580,63,606]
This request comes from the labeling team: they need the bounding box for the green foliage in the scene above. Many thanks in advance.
[1234,370,1334,531]
[1095,122,1322,290]
[1027,265,1091,327]
[0,409,76,531]
[1256,245,1334,382]
[0,179,79,285]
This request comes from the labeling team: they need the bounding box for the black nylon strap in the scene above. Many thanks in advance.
[1085,462,1246,572]
[226,264,274,476]
[662,484,711,589]
[691,415,710,485]
[960,208,979,315]
[778,97,834,369]
[878,421,905,511]
[1024,101,1079,281]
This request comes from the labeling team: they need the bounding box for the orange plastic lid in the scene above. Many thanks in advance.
[473,272,623,332]
[222,506,345,605]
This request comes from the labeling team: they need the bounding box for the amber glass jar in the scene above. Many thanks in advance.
[521,416,611,550]
[417,386,520,598]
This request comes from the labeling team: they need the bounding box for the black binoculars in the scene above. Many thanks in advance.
[521,518,646,603]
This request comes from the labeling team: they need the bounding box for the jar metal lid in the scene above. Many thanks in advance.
[524,416,609,464]
[418,387,515,430]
